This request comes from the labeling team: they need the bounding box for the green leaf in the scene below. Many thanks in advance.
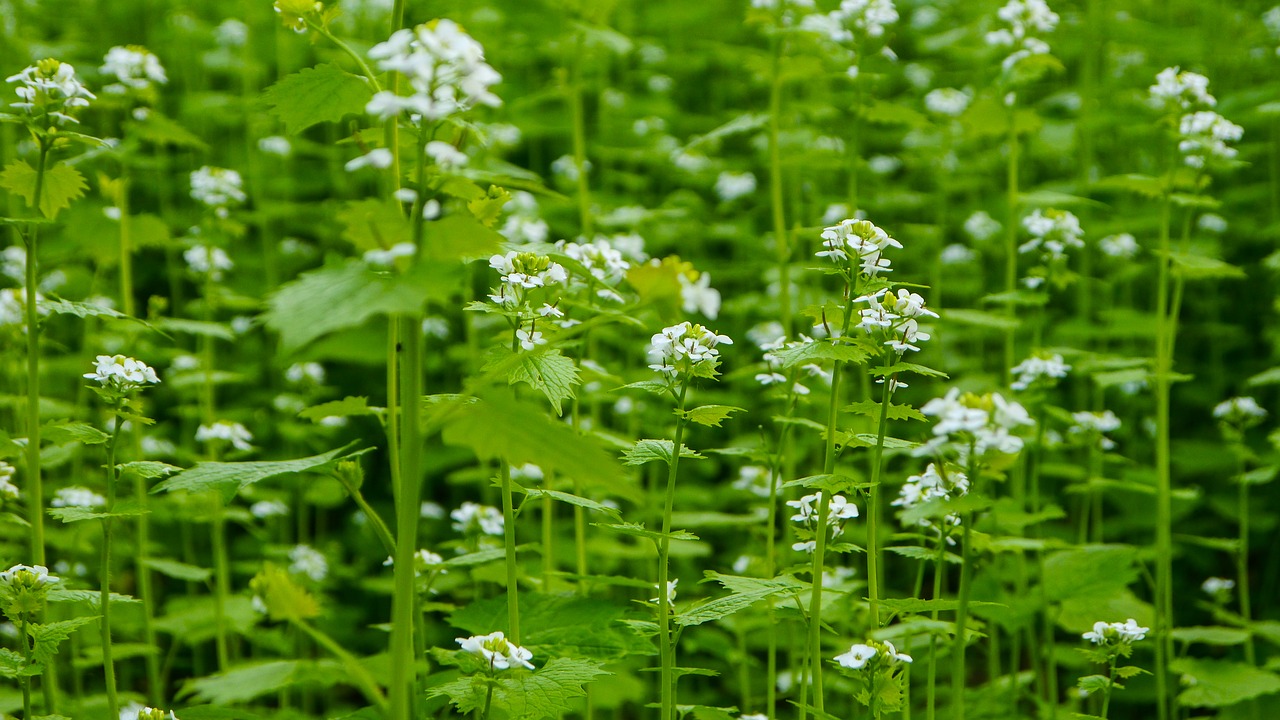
[48,501,149,523]
[942,308,1020,331]
[515,486,622,521]
[142,557,213,583]
[1170,658,1280,708]
[674,579,796,628]
[1043,545,1139,602]
[180,659,346,704]
[263,261,456,354]
[859,99,929,128]
[428,657,610,719]
[298,396,381,423]
[336,198,410,253]
[621,439,704,466]
[843,400,926,422]
[436,394,623,485]
[425,211,505,260]
[250,563,320,621]
[154,445,361,496]
[595,522,698,542]
[505,349,580,416]
[41,420,109,446]
[1166,251,1246,281]
[875,598,1006,615]
[0,160,87,219]
[1247,366,1280,387]
[152,317,235,340]
[451,594,650,661]
[0,647,28,678]
[769,339,872,370]
[262,64,373,134]
[38,298,150,327]
[871,362,948,379]
[680,405,745,428]
[30,616,98,666]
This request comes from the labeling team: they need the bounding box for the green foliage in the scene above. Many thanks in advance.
[428,657,610,718]
[678,404,745,427]
[0,160,86,218]
[180,660,346,704]
[1169,658,1280,708]
[154,445,362,496]
[261,64,373,134]
[30,615,98,667]
[452,593,650,660]
[621,439,705,466]
[502,348,580,416]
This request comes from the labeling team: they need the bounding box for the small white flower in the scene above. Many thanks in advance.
[1201,577,1235,596]
[1098,233,1139,258]
[190,166,246,207]
[184,245,234,280]
[1010,352,1071,391]
[451,501,504,536]
[650,578,678,606]
[363,242,417,267]
[345,148,394,172]
[250,500,289,519]
[258,135,292,156]
[285,362,325,385]
[425,140,468,169]
[1213,396,1266,425]
[835,643,878,669]
[456,630,534,670]
[679,272,721,319]
[516,328,547,352]
[288,544,328,582]
[0,462,17,500]
[0,564,59,586]
[925,87,972,117]
[51,486,106,508]
[196,421,254,452]
[101,46,167,92]
[715,171,757,202]
[84,354,161,391]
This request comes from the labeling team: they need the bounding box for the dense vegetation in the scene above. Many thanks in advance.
[2,1,1280,719]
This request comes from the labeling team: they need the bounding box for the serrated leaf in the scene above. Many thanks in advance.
[1170,658,1280,708]
[30,616,98,666]
[1043,545,1138,602]
[595,522,698,542]
[859,99,928,128]
[262,64,372,134]
[38,298,149,326]
[41,420,109,445]
[622,439,704,466]
[0,647,28,678]
[516,486,622,520]
[674,580,794,628]
[506,349,579,416]
[769,340,872,369]
[298,396,381,423]
[1,160,86,218]
[843,400,926,422]
[871,362,948,379]
[428,657,610,719]
[466,185,510,228]
[250,563,320,621]
[142,557,213,583]
[47,499,149,523]
[152,317,235,340]
[154,445,360,495]
[680,405,745,427]
[450,594,649,661]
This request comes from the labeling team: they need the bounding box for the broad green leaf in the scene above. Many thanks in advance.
[38,298,149,327]
[298,396,381,423]
[870,362,948,379]
[1170,658,1280,708]
[0,647,28,678]
[154,596,256,644]
[504,349,580,416]
[1247,366,1280,387]
[843,400,926,422]
[621,439,704,466]
[263,260,456,354]
[152,317,235,340]
[1043,545,1139,602]
[859,99,928,127]
[428,657,610,719]
[465,185,510,229]
[769,340,872,369]
[595,522,698,542]
[180,659,346,704]
[451,594,650,661]
[1167,251,1246,281]
[154,445,360,495]
[46,588,139,606]
[436,394,622,484]
[117,462,179,481]
[1171,626,1251,646]
[1,160,86,218]
[30,616,98,666]
[674,580,795,628]
[41,421,109,445]
[337,198,410,253]
[515,486,622,520]
[48,501,149,523]
[680,405,745,428]
[262,64,372,134]
[142,557,213,583]
[425,211,505,261]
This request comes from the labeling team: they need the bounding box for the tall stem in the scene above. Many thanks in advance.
[500,460,521,643]
[569,31,592,237]
[1002,105,1020,385]
[389,313,423,720]
[658,382,690,720]
[866,363,894,629]
[1152,192,1173,720]
[952,450,979,720]
[23,140,50,568]
[100,415,124,719]
[767,28,791,335]
[1237,454,1257,676]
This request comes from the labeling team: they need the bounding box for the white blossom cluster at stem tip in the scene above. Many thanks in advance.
[1020,209,1083,261]
[0,462,17,501]
[119,703,180,720]
[51,486,106,509]
[189,166,246,211]
[924,87,972,117]
[288,544,327,582]
[856,287,937,356]
[184,244,233,280]
[835,638,913,670]
[1069,410,1121,450]
[1082,618,1149,645]
[456,630,534,671]
[1212,396,1267,426]
[196,421,254,452]
[451,501,504,536]
[787,491,858,553]
[100,45,167,94]
[1148,67,1242,169]
[365,19,501,123]
[84,354,161,393]
[647,321,733,378]
[555,237,631,296]
[893,463,969,541]
[1010,351,1071,391]
[383,548,447,577]
[6,58,95,125]
[918,388,1034,461]
[817,218,902,277]
[1202,577,1235,597]
[985,0,1058,74]
[0,564,59,586]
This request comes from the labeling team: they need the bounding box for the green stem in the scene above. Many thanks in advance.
[659,381,690,720]
[23,139,50,568]
[294,618,389,710]
[926,536,946,720]
[767,27,791,335]
[866,361,894,629]
[100,414,124,719]
[389,313,424,720]
[952,449,979,720]
[569,30,592,237]
[335,471,396,557]
[1003,103,1020,385]
[19,617,32,718]
[1100,656,1117,720]
[500,460,521,642]
[1152,191,1173,720]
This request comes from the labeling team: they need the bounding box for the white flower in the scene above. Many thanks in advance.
[1010,353,1071,390]
[1201,577,1235,596]
[0,462,17,500]
[647,321,732,377]
[1115,618,1149,643]
[250,500,289,519]
[679,272,722,319]
[6,59,95,125]
[425,140,468,169]
[51,486,106,508]
[285,362,325,385]
[1197,213,1228,234]
[651,579,678,605]
[883,639,912,664]
[366,20,501,123]
[964,210,1001,241]
[1098,233,1139,258]
[985,0,1058,73]
[1069,411,1121,450]
[1177,110,1243,168]
[940,243,977,265]
[196,421,254,452]
[837,0,899,38]
[288,544,328,582]
[258,135,292,156]
[835,643,878,669]
[84,354,161,391]
[715,171,757,201]
[0,564,59,586]
[1081,620,1110,644]
[1149,67,1216,111]
[1019,209,1084,261]
[451,501,503,536]
[1213,396,1267,424]
[925,87,972,117]
[456,630,534,670]
[184,245,234,280]
[101,46,167,92]
[215,19,249,47]
[1083,618,1148,644]
[556,237,632,286]
[363,242,417,267]
[516,328,547,352]
[345,148,394,172]
[189,166,246,207]
[818,218,902,276]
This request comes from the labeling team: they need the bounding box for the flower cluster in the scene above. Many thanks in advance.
[1020,209,1083,261]
[1098,233,1139,259]
[924,87,972,118]
[756,332,821,395]
[84,354,161,394]
[190,166,247,211]
[451,501,504,537]
[489,251,568,294]
[1068,410,1121,450]
[855,288,938,356]
[365,19,502,123]
[0,564,59,621]
[196,421,254,452]
[0,462,16,502]
[184,244,234,281]
[1009,352,1071,391]
[100,45,167,94]
[678,269,722,319]
[120,705,179,720]
[288,544,328,582]
[835,638,912,670]
[1212,396,1266,434]
[556,237,631,298]
[918,388,1034,461]
[984,0,1059,74]
[788,491,859,553]
[1177,110,1243,169]
[51,486,106,508]
[383,549,447,577]
[1201,576,1235,600]
[456,630,534,671]
[1149,67,1216,112]
[892,463,970,542]
[651,579,679,606]
[817,218,902,277]
[6,58,95,126]
[835,0,899,40]
[647,322,733,379]
[1082,618,1148,645]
